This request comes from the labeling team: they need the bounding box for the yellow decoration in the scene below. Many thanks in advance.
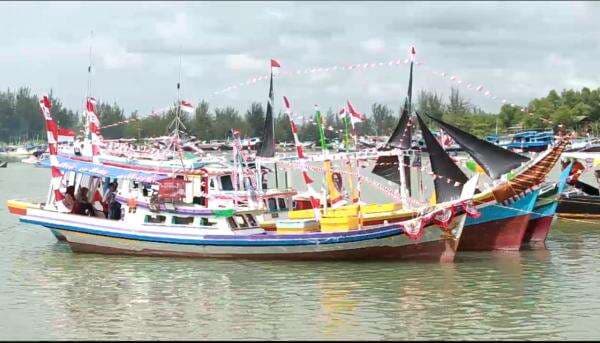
[429,192,437,205]
[324,160,343,204]
[320,216,359,232]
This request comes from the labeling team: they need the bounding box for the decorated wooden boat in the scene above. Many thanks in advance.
[8,94,481,262]
[423,115,567,251]
[10,153,479,262]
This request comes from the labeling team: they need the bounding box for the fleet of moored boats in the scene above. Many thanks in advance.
[5,47,599,262]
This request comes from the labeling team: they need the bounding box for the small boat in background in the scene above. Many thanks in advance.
[0,161,7,168]
[505,130,554,153]
[484,134,511,148]
[556,150,600,220]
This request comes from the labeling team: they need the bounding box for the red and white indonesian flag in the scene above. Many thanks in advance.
[86,97,100,127]
[86,97,97,113]
[180,100,195,114]
[40,95,52,120]
[270,59,281,76]
[346,100,365,125]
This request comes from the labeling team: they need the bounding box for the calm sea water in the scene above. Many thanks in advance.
[1,158,599,340]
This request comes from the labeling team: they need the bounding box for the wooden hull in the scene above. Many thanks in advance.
[61,230,459,262]
[523,195,561,246]
[19,209,465,262]
[459,190,538,251]
[557,195,600,219]
[459,214,530,251]
[522,215,553,246]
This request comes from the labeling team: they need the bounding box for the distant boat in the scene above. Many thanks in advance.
[0,161,7,168]
[556,150,600,220]
[0,145,35,157]
[484,134,511,148]
[505,131,554,153]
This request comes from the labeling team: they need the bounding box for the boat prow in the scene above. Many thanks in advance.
[7,199,40,216]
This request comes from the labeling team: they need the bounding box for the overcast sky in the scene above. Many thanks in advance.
[1,1,599,119]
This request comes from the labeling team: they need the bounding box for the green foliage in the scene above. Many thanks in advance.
[244,102,265,138]
[3,85,600,144]
[191,101,213,140]
[96,102,126,139]
[0,87,79,143]
[371,103,396,136]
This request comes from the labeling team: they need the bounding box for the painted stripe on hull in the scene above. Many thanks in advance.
[466,191,537,226]
[7,206,27,215]
[459,214,530,251]
[522,215,553,246]
[557,213,600,219]
[21,216,405,247]
[531,201,558,219]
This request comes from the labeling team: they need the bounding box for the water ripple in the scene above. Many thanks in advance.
[1,165,600,339]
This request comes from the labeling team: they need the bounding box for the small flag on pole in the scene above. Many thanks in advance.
[271,59,281,68]
[180,100,195,114]
[346,100,365,125]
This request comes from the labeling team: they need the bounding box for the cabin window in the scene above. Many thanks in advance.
[146,215,166,224]
[277,198,287,210]
[209,179,216,190]
[227,217,238,229]
[234,215,249,228]
[221,175,234,191]
[268,198,277,211]
[199,217,217,227]
[245,214,257,227]
[172,216,194,225]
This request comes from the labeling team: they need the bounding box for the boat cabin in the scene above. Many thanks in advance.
[40,156,264,235]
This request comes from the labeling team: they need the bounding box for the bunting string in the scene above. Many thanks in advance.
[205,56,545,124]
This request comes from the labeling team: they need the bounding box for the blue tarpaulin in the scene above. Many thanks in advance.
[38,156,169,183]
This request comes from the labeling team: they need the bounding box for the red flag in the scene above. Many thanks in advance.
[270,59,281,68]
[346,100,365,123]
[58,127,75,137]
[283,96,292,114]
[180,100,194,113]
[86,97,97,112]
[42,95,52,109]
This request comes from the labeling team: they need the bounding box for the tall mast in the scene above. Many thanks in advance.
[167,48,187,170]
[398,46,416,204]
[175,50,182,139]
[84,30,94,139]
[87,30,93,98]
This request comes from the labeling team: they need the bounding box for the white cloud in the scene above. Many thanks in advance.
[361,38,386,54]
[1,2,600,117]
[95,36,144,70]
[155,12,190,41]
[102,51,143,70]
[225,54,265,72]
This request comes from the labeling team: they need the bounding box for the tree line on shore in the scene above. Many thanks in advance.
[1,85,599,144]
